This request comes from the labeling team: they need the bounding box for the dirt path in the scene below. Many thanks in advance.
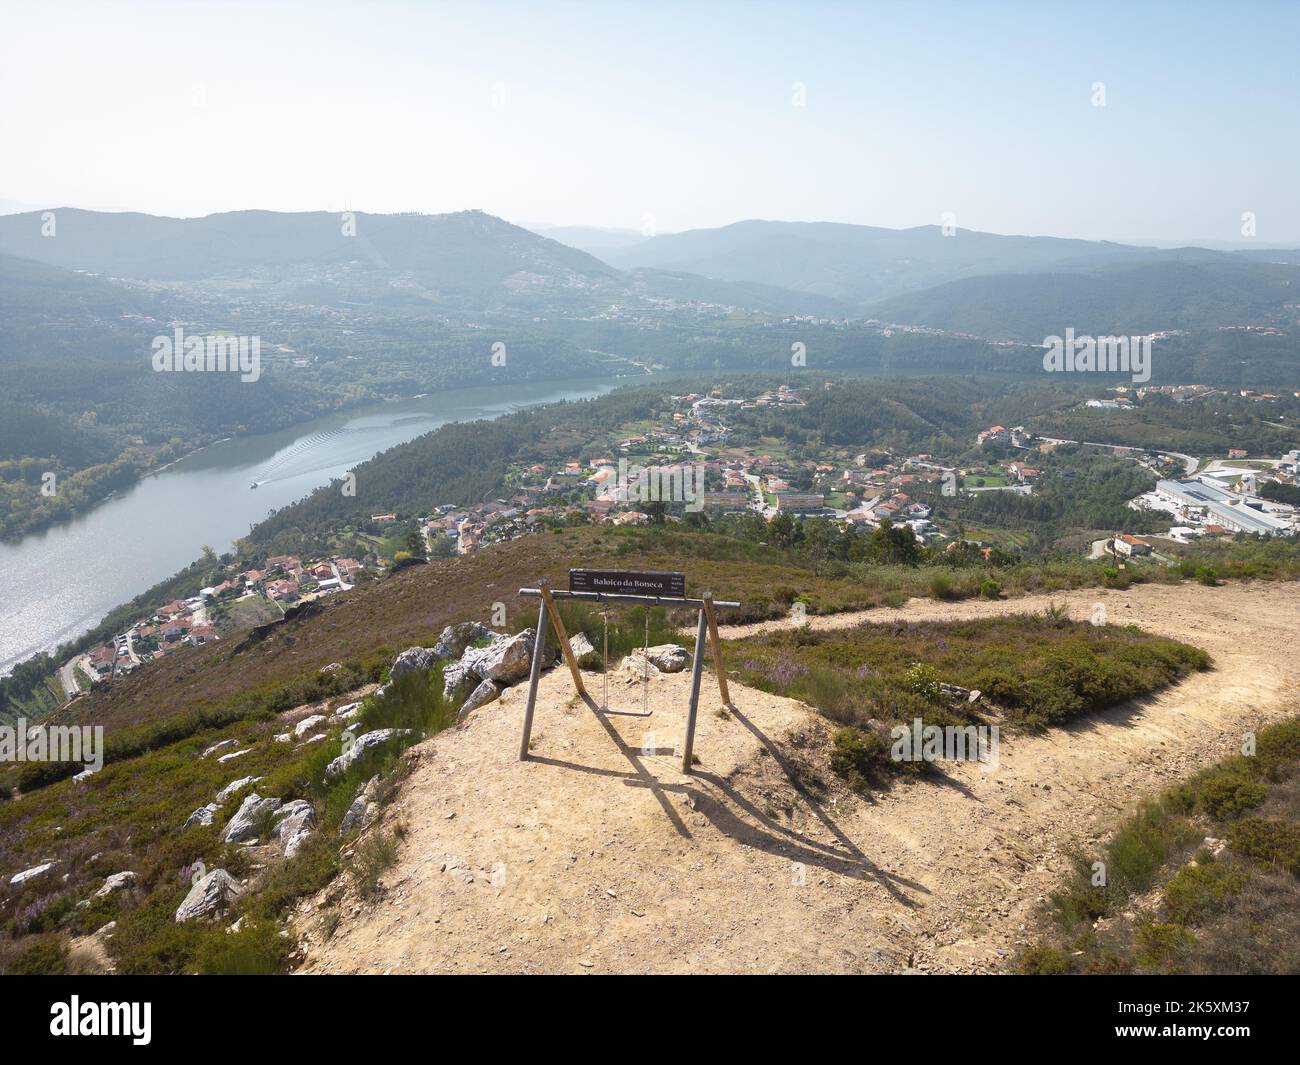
[296,581,1300,974]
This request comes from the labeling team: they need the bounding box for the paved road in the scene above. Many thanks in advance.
[1039,436,1197,476]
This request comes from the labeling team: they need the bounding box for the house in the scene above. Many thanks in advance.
[1115,534,1152,557]
[773,493,825,514]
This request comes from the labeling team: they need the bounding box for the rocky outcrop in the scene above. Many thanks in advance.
[460,678,503,718]
[340,776,381,834]
[642,644,690,673]
[94,871,137,897]
[216,776,261,803]
[274,800,316,858]
[221,793,283,843]
[9,861,56,886]
[433,622,497,661]
[390,646,438,681]
[294,714,326,738]
[463,628,535,684]
[175,869,242,922]
[183,803,220,829]
[443,659,479,700]
[325,729,412,778]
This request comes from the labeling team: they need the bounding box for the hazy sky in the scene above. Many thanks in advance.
[3,0,1298,243]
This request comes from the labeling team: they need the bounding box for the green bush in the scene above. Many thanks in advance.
[1171,765,1268,820]
[829,726,888,791]
[1017,942,1071,975]
[2,933,70,975]
[1163,858,1246,925]
[193,918,290,975]
[1135,922,1194,972]
[980,578,1002,599]
[1230,817,1300,875]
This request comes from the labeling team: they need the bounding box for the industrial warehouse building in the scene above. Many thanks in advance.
[1155,477,1296,536]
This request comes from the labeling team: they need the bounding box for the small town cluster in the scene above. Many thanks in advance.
[65,384,1300,694]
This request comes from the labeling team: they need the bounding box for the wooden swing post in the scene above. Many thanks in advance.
[516,574,739,772]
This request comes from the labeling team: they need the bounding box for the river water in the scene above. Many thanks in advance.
[0,377,617,674]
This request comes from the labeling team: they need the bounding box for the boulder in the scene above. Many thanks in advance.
[10,861,56,886]
[465,629,535,684]
[293,714,326,738]
[325,729,412,778]
[320,662,343,673]
[340,777,382,835]
[200,738,238,759]
[459,678,503,718]
[569,632,595,659]
[183,803,220,829]
[432,621,497,661]
[442,659,479,700]
[390,646,438,681]
[93,871,136,898]
[175,869,242,923]
[332,701,364,721]
[217,748,252,763]
[221,793,283,843]
[216,776,261,803]
[642,644,690,673]
[622,654,662,681]
[274,800,316,858]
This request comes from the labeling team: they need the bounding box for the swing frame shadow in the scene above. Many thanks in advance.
[516,581,739,773]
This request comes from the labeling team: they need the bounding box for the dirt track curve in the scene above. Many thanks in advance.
[296,580,1300,974]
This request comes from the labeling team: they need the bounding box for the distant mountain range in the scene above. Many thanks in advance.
[2,206,1297,353]
[871,254,1300,342]
[595,218,1168,304]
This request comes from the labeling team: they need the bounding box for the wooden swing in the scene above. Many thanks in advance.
[516,574,739,773]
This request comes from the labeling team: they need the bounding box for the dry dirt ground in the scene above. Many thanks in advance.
[296,580,1300,974]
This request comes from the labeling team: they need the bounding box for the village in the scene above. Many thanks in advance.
[62,384,1300,695]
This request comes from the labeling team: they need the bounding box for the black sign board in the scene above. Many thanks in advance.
[569,568,686,598]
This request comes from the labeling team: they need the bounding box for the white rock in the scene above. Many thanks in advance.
[216,776,261,803]
[642,644,690,673]
[325,729,412,778]
[294,714,326,738]
[93,871,136,898]
[274,733,292,743]
[10,861,56,886]
[464,629,535,684]
[432,621,496,660]
[332,701,364,721]
[200,739,239,759]
[459,678,503,718]
[175,869,242,922]
[390,646,437,681]
[217,748,252,763]
[221,793,283,843]
[275,800,317,858]
[622,654,662,681]
[183,803,220,829]
[569,632,595,659]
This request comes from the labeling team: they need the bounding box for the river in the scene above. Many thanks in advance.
[0,377,618,675]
